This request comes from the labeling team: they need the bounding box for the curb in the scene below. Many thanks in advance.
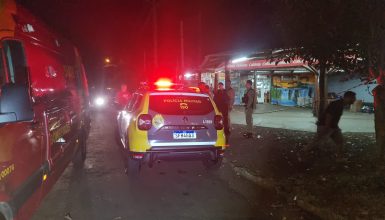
[227,161,346,220]
[231,165,275,190]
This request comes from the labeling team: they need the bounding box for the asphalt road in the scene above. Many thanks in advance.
[31,109,271,220]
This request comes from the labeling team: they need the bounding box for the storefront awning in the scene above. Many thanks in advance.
[200,50,317,74]
[216,58,315,73]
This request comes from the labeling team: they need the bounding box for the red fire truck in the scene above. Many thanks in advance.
[0,1,90,219]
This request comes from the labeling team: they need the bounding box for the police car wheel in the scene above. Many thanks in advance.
[114,125,121,146]
[203,157,223,170]
[125,156,141,176]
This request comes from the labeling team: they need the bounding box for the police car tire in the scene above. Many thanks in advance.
[203,157,223,170]
[126,156,141,176]
[114,126,121,146]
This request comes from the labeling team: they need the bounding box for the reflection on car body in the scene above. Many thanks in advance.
[0,2,90,219]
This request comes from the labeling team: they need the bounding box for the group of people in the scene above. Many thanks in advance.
[208,78,373,159]
[199,81,234,138]
[115,79,385,160]
[202,79,256,141]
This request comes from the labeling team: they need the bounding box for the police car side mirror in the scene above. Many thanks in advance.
[0,84,34,124]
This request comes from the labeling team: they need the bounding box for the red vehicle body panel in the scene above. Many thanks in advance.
[0,1,90,219]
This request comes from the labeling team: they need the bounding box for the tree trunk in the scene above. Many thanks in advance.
[317,60,327,121]
[374,74,385,160]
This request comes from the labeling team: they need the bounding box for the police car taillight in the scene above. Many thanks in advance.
[214,115,224,130]
[131,153,145,159]
[138,114,152,130]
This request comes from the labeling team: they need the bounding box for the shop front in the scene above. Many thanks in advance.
[271,72,315,107]
[200,55,317,107]
[232,71,271,105]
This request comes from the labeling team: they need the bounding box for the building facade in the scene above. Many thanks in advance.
[200,56,317,107]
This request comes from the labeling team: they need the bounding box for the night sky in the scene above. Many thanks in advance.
[16,0,274,85]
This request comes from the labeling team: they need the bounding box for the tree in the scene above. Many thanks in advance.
[356,0,385,81]
[357,0,385,160]
[268,0,366,117]
[268,0,385,158]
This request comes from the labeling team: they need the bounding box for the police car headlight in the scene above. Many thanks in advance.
[94,96,106,107]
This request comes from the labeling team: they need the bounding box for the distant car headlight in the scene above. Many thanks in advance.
[94,96,106,107]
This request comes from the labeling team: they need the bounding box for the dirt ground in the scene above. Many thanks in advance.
[227,124,385,220]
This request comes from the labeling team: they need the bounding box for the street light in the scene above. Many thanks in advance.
[184,72,193,79]
[231,56,249,64]
[105,57,111,64]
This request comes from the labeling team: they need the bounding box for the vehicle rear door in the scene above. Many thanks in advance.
[0,39,46,215]
[147,92,218,147]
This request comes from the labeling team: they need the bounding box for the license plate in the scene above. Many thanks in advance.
[173,130,196,139]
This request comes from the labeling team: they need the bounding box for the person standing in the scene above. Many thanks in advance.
[372,83,385,160]
[226,80,235,112]
[315,91,356,155]
[214,82,230,138]
[198,82,211,97]
[242,80,255,138]
[115,83,131,108]
[226,80,235,134]
[205,84,214,98]
[198,82,206,94]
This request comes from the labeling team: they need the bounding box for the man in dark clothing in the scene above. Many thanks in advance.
[198,82,211,97]
[116,83,131,109]
[198,82,206,93]
[243,80,256,138]
[315,91,356,154]
[214,82,230,137]
[226,80,235,135]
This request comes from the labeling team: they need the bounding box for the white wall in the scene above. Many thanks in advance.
[328,73,377,103]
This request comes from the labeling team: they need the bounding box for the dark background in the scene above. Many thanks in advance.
[17,0,276,86]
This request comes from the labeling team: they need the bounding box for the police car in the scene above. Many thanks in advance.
[116,79,227,175]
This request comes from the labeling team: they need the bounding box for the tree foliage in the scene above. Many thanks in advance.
[268,0,385,77]
[357,0,385,80]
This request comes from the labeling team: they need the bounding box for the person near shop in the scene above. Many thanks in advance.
[226,80,235,134]
[198,82,210,96]
[372,83,385,160]
[226,80,235,112]
[198,82,206,93]
[315,91,356,155]
[214,82,230,138]
[242,80,256,138]
[206,85,214,98]
[115,83,131,108]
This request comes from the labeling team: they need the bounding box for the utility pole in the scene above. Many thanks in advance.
[143,51,147,73]
[152,0,158,70]
[198,10,203,65]
[197,7,203,83]
[180,20,185,71]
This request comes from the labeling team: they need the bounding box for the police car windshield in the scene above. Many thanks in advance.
[149,94,214,115]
